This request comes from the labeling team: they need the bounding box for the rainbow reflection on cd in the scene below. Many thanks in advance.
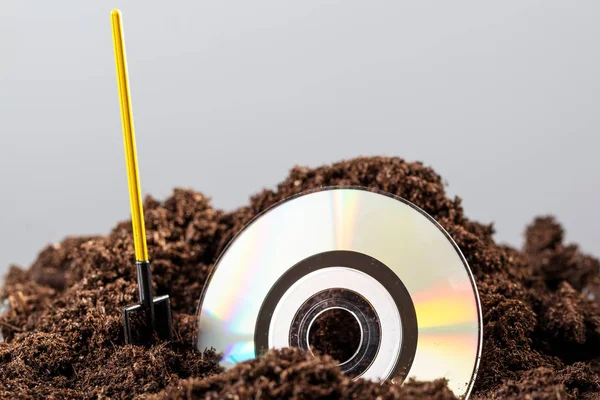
[196,187,482,398]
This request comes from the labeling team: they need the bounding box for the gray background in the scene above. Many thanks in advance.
[1,1,599,278]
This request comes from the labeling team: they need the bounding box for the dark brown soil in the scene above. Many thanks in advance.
[147,347,457,400]
[308,308,362,364]
[0,156,598,399]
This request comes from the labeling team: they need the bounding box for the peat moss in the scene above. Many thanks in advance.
[0,156,598,399]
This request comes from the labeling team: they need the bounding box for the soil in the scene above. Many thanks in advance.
[0,156,598,399]
[308,308,362,364]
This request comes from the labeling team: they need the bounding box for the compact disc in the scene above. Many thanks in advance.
[196,187,482,398]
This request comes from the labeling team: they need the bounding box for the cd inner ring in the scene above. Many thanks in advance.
[255,250,418,383]
[289,288,381,378]
[266,267,399,380]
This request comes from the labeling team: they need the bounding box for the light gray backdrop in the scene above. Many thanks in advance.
[1,2,599,277]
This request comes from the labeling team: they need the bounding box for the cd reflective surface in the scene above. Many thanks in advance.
[196,187,482,397]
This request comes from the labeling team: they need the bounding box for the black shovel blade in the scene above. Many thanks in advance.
[153,295,174,341]
[123,295,173,344]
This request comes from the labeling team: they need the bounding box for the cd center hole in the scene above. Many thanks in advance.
[308,308,362,364]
